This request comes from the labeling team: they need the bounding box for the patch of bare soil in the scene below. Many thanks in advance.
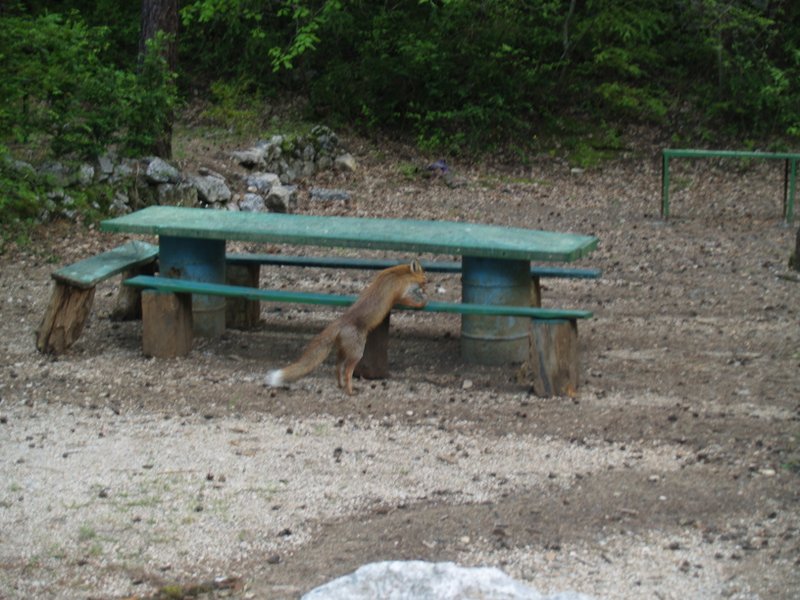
[1,128,798,599]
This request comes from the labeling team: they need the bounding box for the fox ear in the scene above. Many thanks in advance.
[410,259,423,273]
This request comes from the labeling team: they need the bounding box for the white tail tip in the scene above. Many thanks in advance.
[265,369,285,387]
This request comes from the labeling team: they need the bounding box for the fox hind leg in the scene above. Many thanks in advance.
[343,357,361,395]
[337,324,366,394]
[336,347,347,388]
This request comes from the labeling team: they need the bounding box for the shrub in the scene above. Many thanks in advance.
[0,144,44,248]
[0,12,176,160]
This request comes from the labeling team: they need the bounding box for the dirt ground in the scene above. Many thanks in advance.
[1,128,799,599]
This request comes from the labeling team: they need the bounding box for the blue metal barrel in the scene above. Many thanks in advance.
[159,236,226,337]
[460,256,531,364]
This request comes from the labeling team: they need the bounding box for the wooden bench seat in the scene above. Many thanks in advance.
[51,241,159,289]
[36,241,158,354]
[124,274,592,396]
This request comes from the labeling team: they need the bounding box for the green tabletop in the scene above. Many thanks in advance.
[101,206,597,263]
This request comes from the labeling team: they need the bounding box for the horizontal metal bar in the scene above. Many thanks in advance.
[125,275,592,320]
[226,253,601,279]
[663,149,800,160]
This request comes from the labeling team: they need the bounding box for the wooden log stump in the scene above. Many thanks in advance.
[527,319,579,397]
[226,263,261,329]
[141,290,193,358]
[354,314,390,379]
[531,276,542,307]
[111,262,157,321]
[36,282,96,354]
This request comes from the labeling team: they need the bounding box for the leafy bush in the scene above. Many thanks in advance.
[0,142,118,250]
[0,12,176,159]
[198,79,269,134]
[0,146,41,220]
[303,1,566,152]
[179,0,286,86]
[0,12,177,241]
[0,144,45,248]
[7,0,800,157]
[122,33,179,156]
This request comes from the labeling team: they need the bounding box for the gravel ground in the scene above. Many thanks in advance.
[1,128,799,599]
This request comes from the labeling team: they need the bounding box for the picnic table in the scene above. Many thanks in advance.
[100,206,598,369]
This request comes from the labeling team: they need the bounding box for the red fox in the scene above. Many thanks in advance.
[266,259,427,394]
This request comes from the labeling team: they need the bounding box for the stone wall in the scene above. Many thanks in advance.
[6,125,357,223]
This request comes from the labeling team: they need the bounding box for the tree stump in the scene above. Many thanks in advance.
[527,319,579,397]
[111,262,157,321]
[226,263,261,329]
[36,282,96,354]
[531,276,542,307]
[354,315,390,379]
[141,290,193,358]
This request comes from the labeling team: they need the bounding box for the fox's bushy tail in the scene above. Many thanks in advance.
[265,322,340,387]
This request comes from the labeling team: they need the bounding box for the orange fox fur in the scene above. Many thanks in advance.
[265,259,427,394]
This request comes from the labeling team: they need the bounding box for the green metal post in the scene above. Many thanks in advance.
[661,151,670,219]
[787,158,796,223]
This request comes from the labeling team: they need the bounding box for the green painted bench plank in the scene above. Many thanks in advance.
[124,275,593,320]
[52,241,159,289]
[102,206,598,262]
[226,253,602,279]
[419,300,592,319]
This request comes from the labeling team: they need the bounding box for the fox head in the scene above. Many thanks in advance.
[396,259,427,308]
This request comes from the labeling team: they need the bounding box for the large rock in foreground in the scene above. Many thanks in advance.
[301,561,594,600]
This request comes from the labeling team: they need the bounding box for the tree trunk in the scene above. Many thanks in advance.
[139,0,178,158]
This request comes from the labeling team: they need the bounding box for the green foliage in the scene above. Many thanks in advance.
[0,7,229,243]
[568,128,626,169]
[179,0,284,85]
[199,79,268,134]
[34,0,791,154]
[122,33,179,156]
[304,1,567,152]
[0,142,116,250]
[14,0,140,68]
[6,0,800,160]
[268,0,343,72]
[569,0,669,121]
[0,12,176,159]
[0,145,42,248]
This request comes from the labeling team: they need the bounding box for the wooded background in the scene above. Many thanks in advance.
[2,0,800,159]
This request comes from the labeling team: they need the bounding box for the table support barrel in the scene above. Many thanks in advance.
[460,256,531,364]
[159,236,226,337]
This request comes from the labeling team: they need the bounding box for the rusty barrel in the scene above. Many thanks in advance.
[159,236,226,337]
[460,256,531,364]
